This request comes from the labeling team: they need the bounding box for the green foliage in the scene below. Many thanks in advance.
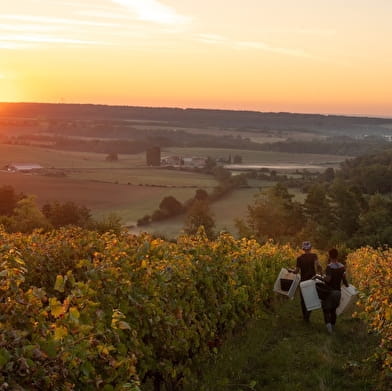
[237,184,304,245]
[354,194,392,247]
[136,214,151,226]
[89,212,123,234]
[349,248,392,375]
[329,180,362,240]
[42,201,92,228]
[159,195,184,216]
[0,227,295,390]
[184,200,216,239]
[338,149,392,194]
[0,185,24,216]
[212,166,232,182]
[185,297,383,391]
[194,188,209,201]
[151,196,184,222]
[4,196,51,233]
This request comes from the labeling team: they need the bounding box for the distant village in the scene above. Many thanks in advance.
[146,146,204,168]
[146,146,240,169]
[1,147,239,175]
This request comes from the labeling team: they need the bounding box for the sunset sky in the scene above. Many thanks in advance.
[1,0,392,116]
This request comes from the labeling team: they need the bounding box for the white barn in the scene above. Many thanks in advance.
[5,163,43,172]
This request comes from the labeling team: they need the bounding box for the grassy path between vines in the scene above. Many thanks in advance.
[185,296,383,391]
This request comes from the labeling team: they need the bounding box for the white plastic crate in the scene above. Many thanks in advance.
[300,279,322,311]
[336,284,358,315]
[273,268,300,299]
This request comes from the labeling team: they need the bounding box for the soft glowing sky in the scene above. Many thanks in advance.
[1,0,392,116]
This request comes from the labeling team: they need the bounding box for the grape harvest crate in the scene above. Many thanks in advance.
[273,268,300,299]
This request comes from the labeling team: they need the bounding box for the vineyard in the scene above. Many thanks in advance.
[348,247,392,375]
[0,227,296,390]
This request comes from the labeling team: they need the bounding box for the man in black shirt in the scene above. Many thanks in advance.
[294,241,322,322]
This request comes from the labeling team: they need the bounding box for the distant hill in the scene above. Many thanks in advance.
[1,102,392,135]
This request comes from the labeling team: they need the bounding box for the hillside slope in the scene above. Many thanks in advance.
[184,296,384,391]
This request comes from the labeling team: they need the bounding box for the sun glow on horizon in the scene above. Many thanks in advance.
[0,0,391,116]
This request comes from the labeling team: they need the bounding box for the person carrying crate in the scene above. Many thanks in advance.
[292,241,322,322]
[319,248,349,334]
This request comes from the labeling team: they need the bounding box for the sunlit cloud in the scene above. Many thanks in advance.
[235,40,312,58]
[0,34,107,46]
[195,32,319,60]
[259,28,336,37]
[0,23,60,33]
[196,33,227,44]
[77,9,135,21]
[0,14,116,27]
[235,40,349,66]
[0,42,30,50]
[111,0,191,25]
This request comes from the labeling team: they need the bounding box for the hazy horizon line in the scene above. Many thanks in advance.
[1,100,391,120]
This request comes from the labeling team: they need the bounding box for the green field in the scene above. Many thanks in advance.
[0,171,198,223]
[0,143,146,168]
[133,183,307,238]
[133,123,325,143]
[186,296,381,391]
[0,143,340,234]
[68,168,217,187]
[164,147,347,167]
[131,188,261,239]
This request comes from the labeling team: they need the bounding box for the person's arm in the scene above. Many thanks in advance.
[315,256,322,275]
[342,269,349,287]
[291,257,301,274]
[324,265,332,283]
[287,257,301,274]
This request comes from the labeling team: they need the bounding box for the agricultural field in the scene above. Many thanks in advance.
[164,147,347,168]
[67,168,217,187]
[133,183,306,238]
[0,143,146,168]
[133,123,323,144]
[0,171,198,224]
[131,188,262,239]
[0,142,345,235]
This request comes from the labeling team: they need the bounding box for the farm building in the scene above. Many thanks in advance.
[146,147,161,166]
[161,155,183,166]
[161,156,207,168]
[4,163,43,172]
[183,157,207,168]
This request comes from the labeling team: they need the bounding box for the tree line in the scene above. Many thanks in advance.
[237,148,392,250]
[0,185,121,234]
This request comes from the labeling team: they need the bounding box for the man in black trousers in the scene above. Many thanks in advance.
[294,241,322,322]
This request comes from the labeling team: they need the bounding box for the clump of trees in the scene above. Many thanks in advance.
[236,183,303,244]
[237,178,392,249]
[137,166,247,227]
[0,185,24,216]
[184,199,215,240]
[137,191,209,226]
[0,185,122,234]
[42,201,92,228]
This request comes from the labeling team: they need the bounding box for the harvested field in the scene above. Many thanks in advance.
[164,147,347,167]
[0,171,197,222]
